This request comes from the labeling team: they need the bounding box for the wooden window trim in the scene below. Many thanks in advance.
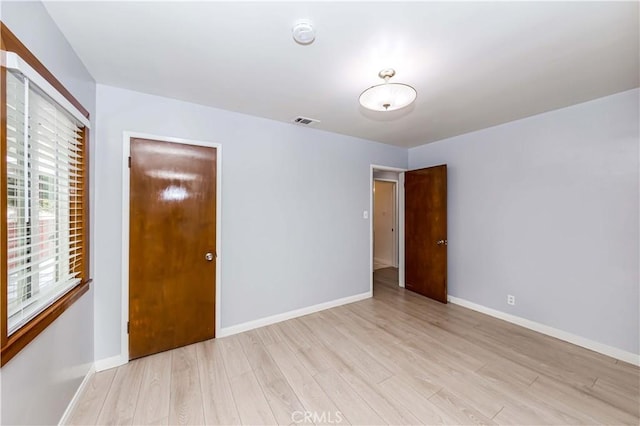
[1,22,91,367]
[0,23,90,119]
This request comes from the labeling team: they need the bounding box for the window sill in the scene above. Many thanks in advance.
[1,279,91,367]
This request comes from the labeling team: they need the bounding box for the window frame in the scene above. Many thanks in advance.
[1,23,91,367]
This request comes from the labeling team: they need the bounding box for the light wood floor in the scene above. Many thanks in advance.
[67,268,639,425]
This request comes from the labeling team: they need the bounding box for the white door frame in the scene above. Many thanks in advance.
[373,178,399,268]
[120,131,222,365]
[370,165,406,295]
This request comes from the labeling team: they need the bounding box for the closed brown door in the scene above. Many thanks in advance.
[405,165,447,303]
[129,138,216,360]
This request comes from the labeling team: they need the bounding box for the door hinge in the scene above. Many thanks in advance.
[128,156,131,168]
[127,321,130,334]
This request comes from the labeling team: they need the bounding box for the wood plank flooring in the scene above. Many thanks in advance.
[67,268,639,425]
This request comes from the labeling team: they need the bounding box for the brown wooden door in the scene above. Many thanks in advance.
[129,138,216,360]
[405,165,447,303]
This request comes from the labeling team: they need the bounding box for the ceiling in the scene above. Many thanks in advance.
[43,1,639,148]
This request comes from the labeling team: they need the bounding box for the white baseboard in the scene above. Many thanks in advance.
[96,292,372,371]
[447,295,640,367]
[94,354,127,372]
[58,363,95,425]
[218,291,372,337]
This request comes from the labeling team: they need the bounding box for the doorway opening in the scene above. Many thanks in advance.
[370,164,448,303]
[373,179,398,270]
[370,165,405,295]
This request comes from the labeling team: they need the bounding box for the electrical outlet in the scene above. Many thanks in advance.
[507,295,515,306]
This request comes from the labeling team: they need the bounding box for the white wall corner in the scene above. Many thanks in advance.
[218,291,372,337]
[447,295,640,366]
[58,363,95,425]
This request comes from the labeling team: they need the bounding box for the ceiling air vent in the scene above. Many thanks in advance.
[292,116,320,126]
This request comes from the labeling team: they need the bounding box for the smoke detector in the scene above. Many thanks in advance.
[292,20,315,45]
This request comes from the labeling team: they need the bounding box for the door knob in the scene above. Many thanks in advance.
[436,240,448,246]
[205,252,214,261]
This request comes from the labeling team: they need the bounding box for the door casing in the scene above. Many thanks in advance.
[120,132,222,366]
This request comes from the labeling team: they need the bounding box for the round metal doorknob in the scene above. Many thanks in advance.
[205,252,214,261]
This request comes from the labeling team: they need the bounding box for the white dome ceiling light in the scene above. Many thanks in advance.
[292,20,315,45]
[359,69,417,112]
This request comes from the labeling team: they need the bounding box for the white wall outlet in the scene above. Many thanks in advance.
[363,210,369,219]
[507,294,515,306]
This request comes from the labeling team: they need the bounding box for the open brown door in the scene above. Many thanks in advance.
[405,165,447,303]
[129,138,216,360]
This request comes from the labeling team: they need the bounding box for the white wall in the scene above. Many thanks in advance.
[94,84,407,361]
[1,1,96,424]
[409,89,639,356]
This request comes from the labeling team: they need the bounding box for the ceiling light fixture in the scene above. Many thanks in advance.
[359,69,417,112]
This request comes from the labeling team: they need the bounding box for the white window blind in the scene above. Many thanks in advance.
[6,69,85,334]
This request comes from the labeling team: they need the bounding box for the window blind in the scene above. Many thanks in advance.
[6,70,85,334]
